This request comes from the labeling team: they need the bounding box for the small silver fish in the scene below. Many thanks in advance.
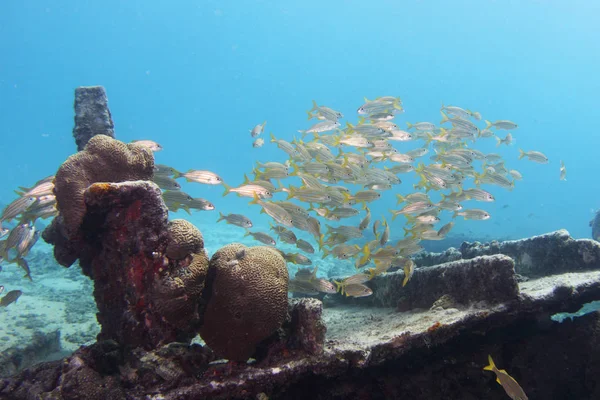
[250,121,267,137]
[131,139,163,152]
[518,149,548,164]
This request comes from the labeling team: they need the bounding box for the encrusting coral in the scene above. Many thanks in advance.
[200,243,289,361]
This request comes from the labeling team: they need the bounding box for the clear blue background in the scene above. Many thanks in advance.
[1,0,599,246]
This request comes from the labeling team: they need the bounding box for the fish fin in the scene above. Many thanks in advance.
[440,111,449,124]
[310,100,318,112]
[332,135,341,147]
[318,234,324,251]
[495,136,502,147]
[249,193,261,206]
[217,212,225,222]
[183,206,191,215]
[518,148,525,160]
[358,116,365,124]
[285,186,295,201]
[485,120,493,129]
[243,231,250,237]
[358,245,370,266]
[483,355,496,371]
[395,194,405,206]
[289,161,299,176]
[333,280,344,294]
[402,266,410,287]
[390,210,398,222]
[243,174,250,184]
[270,132,276,143]
[222,183,232,197]
[406,122,413,130]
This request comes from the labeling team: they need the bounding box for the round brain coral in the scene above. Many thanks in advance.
[200,243,289,361]
[165,219,204,260]
[53,135,154,238]
[151,251,210,330]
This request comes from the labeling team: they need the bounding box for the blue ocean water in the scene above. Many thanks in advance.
[1,1,599,265]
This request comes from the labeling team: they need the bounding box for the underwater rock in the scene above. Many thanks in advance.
[200,243,289,361]
[0,330,61,378]
[368,255,519,310]
[72,86,115,151]
[459,229,600,277]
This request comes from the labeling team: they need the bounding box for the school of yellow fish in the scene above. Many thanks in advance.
[0,96,559,305]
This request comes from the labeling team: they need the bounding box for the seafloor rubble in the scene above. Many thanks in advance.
[2,87,600,399]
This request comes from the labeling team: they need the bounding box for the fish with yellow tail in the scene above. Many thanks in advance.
[483,355,528,400]
[334,278,373,297]
[402,259,415,286]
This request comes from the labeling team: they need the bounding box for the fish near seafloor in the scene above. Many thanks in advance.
[0,290,23,307]
[483,355,528,400]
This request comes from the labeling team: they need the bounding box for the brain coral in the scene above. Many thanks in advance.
[53,135,154,238]
[200,243,289,361]
[166,219,204,260]
[151,251,210,330]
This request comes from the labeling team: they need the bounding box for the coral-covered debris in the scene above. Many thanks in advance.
[72,86,115,151]
[364,255,519,310]
[4,269,600,399]
[200,243,289,361]
[285,298,326,355]
[414,230,600,278]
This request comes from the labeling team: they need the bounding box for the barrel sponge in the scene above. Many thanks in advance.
[165,219,204,260]
[151,251,209,330]
[53,135,154,238]
[200,243,289,361]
